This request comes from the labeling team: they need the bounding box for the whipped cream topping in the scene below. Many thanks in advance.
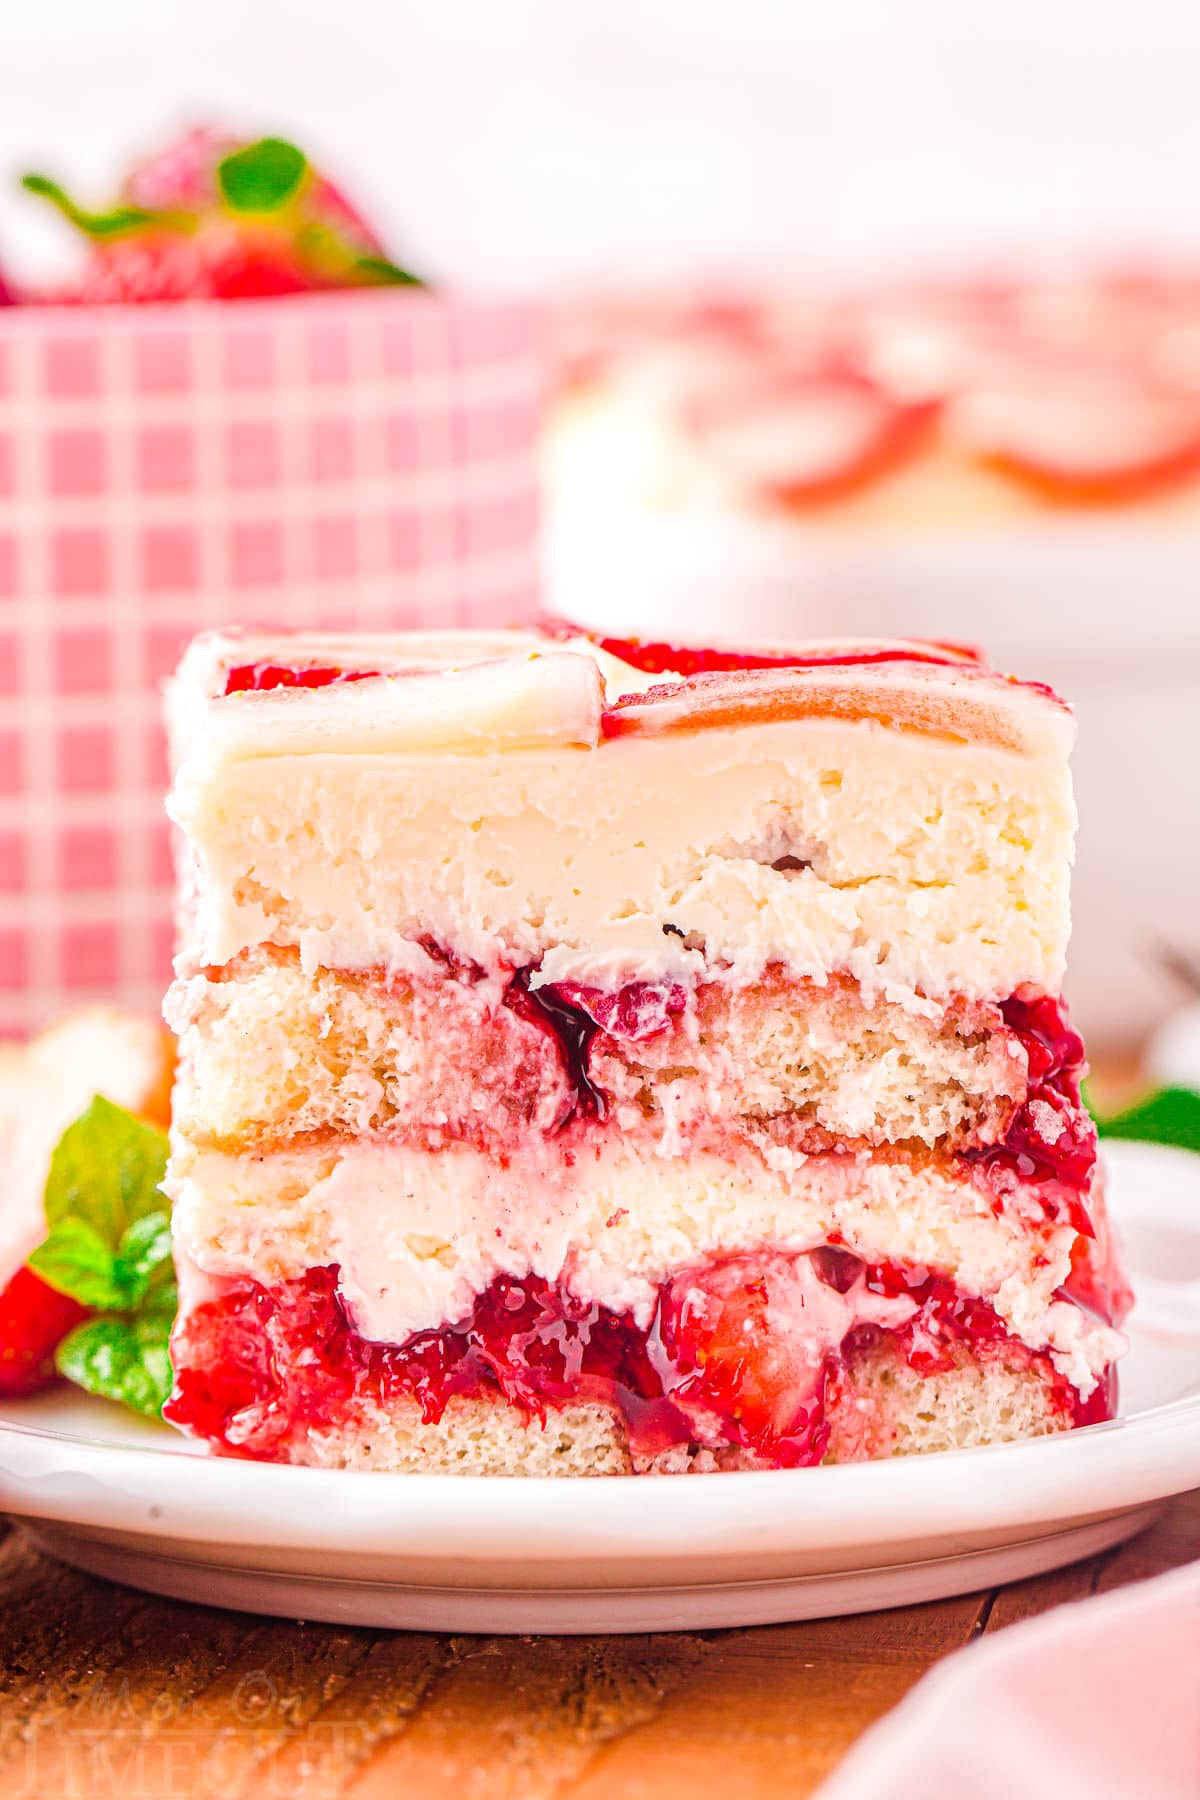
[169,708,1074,1002]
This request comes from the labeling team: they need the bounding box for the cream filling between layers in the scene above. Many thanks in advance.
[170,714,1074,1003]
[167,1138,1119,1395]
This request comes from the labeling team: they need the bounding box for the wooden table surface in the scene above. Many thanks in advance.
[1,1055,1182,1796]
[0,1489,1194,1800]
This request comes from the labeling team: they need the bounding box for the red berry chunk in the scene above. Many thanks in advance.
[0,1267,88,1398]
[658,1253,836,1466]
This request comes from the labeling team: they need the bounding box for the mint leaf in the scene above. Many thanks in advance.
[30,1201,172,1312]
[29,1099,177,1418]
[26,1094,177,1418]
[56,1305,175,1419]
[1096,1085,1200,1154]
[113,1210,173,1308]
[218,138,307,213]
[28,1216,126,1310]
[44,1096,168,1249]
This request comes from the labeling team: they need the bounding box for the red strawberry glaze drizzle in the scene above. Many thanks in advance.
[505,975,689,1123]
[964,991,1096,1232]
[166,1253,1114,1465]
[541,619,981,678]
[221,635,984,697]
[504,971,614,1121]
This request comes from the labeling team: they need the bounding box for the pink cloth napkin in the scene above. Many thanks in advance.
[818,1557,1200,1800]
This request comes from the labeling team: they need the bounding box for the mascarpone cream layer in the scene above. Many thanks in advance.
[167,1137,1119,1395]
[170,712,1074,1002]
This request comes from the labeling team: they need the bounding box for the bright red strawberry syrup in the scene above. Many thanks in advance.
[167,1247,1114,1466]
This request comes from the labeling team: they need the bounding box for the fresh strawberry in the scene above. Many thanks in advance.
[23,130,417,304]
[0,1012,174,1402]
[60,235,210,305]
[659,1253,835,1464]
[121,125,237,212]
[195,226,314,300]
[123,126,388,260]
[0,1265,87,1397]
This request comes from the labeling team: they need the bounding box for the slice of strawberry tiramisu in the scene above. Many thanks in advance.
[161,627,1129,1472]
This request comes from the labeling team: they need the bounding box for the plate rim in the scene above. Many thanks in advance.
[2,1394,1198,1564]
[1,1138,1198,1566]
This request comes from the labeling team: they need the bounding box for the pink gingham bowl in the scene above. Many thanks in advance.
[0,289,544,1032]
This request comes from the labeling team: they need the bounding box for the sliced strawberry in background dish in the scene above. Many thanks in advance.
[954,361,1200,504]
[22,128,419,303]
[683,360,941,508]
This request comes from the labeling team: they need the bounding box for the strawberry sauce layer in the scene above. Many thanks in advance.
[199,940,1096,1227]
[964,990,1096,1230]
[527,977,1096,1228]
[166,1250,1113,1466]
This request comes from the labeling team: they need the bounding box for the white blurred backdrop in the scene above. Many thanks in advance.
[4,0,1200,1048]
[2,0,1200,286]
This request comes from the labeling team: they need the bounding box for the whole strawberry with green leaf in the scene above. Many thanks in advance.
[23,127,419,303]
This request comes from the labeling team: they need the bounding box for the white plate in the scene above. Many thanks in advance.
[1,1139,1198,1633]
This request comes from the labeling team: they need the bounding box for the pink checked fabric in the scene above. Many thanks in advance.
[0,290,544,1034]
